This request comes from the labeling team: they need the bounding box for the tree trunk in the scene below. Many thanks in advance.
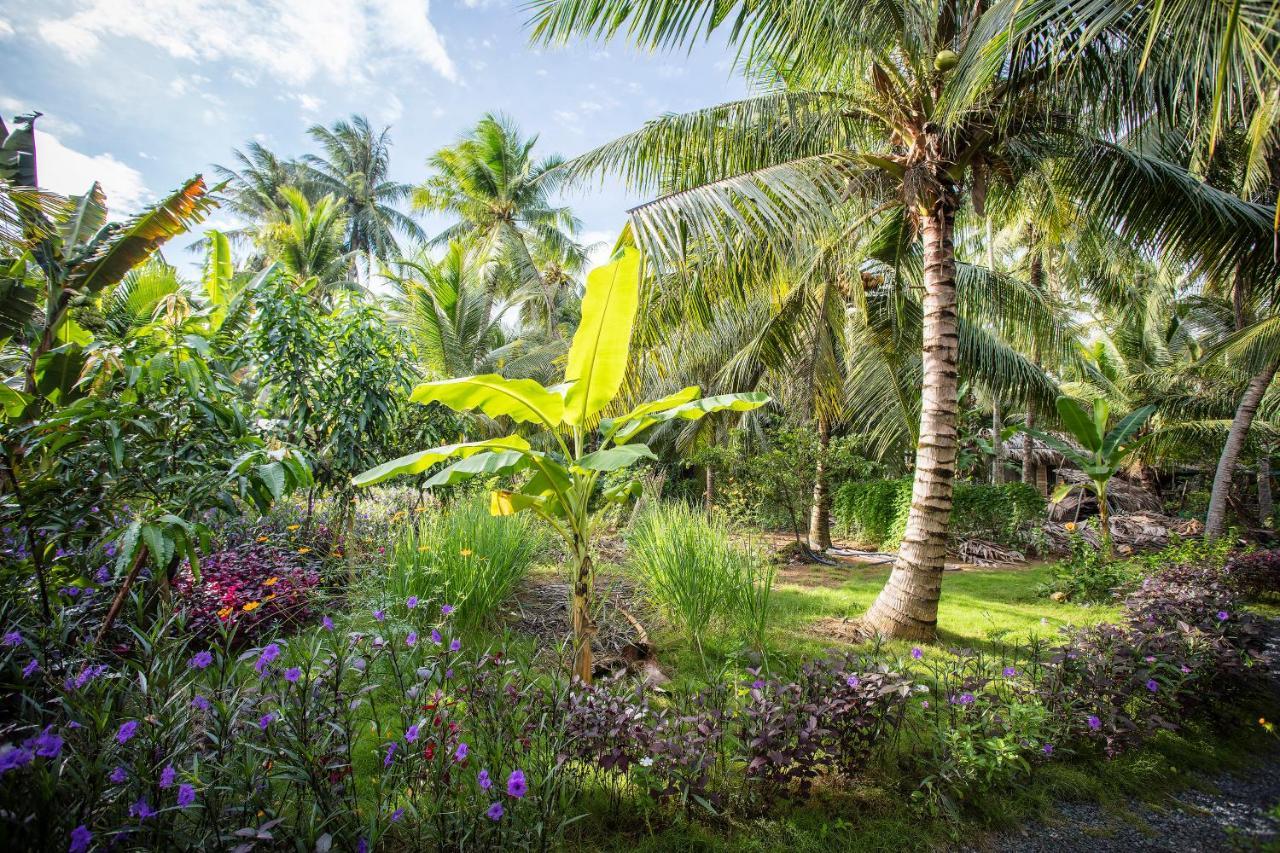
[1259,453,1273,525]
[570,548,595,683]
[991,401,1004,484]
[1096,482,1112,558]
[703,466,714,514]
[1022,411,1037,487]
[1206,362,1278,539]
[863,192,959,641]
[808,413,833,551]
[95,545,149,646]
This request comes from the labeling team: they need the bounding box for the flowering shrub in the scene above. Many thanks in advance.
[173,541,322,642]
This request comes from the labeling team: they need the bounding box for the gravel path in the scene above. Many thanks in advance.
[967,756,1280,852]
[966,619,1280,852]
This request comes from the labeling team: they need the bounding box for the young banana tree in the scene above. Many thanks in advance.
[1027,396,1156,558]
[355,245,767,683]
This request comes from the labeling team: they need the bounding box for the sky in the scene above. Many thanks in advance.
[0,0,748,272]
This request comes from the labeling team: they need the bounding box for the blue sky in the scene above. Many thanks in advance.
[0,0,747,270]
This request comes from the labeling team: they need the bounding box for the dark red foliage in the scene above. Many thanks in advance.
[174,543,321,643]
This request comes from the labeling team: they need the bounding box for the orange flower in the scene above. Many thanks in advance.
[242,601,261,613]
[1063,522,1077,532]
[297,546,312,555]
[217,606,233,619]
[256,535,269,543]
[263,577,279,587]
[265,593,277,602]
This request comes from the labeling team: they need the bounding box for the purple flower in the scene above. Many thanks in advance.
[95,566,111,584]
[373,609,386,622]
[846,675,860,688]
[445,668,454,679]
[2,631,21,647]
[258,713,274,731]
[129,798,155,820]
[159,765,176,788]
[69,824,92,853]
[406,596,419,609]
[22,659,38,679]
[284,667,301,683]
[1217,610,1229,621]
[506,769,527,798]
[390,808,404,822]
[958,692,975,705]
[1003,666,1018,677]
[910,647,923,660]
[487,801,504,820]
[109,766,128,784]
[406,632,417,648]
[191,695,210,711]
[478,769,492,790]
[921,700,929,709]
[1146,679,1159,693]
[1087,715,1101,731]
[33,727,63,758]
[384,742,397,767]
[322,615,335,631]
[751,678,765,689]
[449,638,461,652]
[357,838,368,853]
[405,724,420,743]
[189,651,213,670]
[1042,743,1054,756]
[454,742,469,762]
[430,629,442,645]
[441,604,454,616]
[116,721,138,744]
[177,783,196,808]
[255,643,281,675]
[0,745,32,774]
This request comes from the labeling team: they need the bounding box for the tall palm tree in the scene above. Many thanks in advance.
[530,0,1275,639]
[213,141,301,225]
[264,188,354,302]
[413,114,586,300]
[301,115,423,275]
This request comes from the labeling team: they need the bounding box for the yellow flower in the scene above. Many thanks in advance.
[217,606,233,619]
[460,548,473,557]
[265,593,277,602]
[414,507,427,514]
[331,550,343,558]
[297,547,312,555]
[263,577,279,587]
[1063,522,1077,532]
[287,524,301,531]
[256,535,269,543]
[242,601,261,613]
[418,545,430,553]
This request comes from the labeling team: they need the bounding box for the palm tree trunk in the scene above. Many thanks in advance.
[808,413,833,551]
[1206,362,1278,539]
[1022,411,1037,488]
[863,194,959,641]
[1258,452,1273,525]
[991,401,1004,484]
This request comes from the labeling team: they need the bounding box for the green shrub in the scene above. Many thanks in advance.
[1039,533,1236,603]
[834,479,1045,550]
[383,494,547,633]
[626,502,775,659]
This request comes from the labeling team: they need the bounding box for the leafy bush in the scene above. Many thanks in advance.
[173,542,322,643]
[1039,533,1235,603]
[626,502,775,657]
[382,494,548,634]
[834,479,1044,550]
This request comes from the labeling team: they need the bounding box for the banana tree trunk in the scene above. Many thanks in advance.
[1096,481,1112,558]
[863,194,959,641]
[570,547,595,683]
[808,413,833,551]
[1206,362,1278,540]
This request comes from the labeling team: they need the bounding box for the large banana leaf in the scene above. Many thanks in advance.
[353,435,531,487]
[574,443,657,472]
[202,229,234,308]
[60,183,107,248]
[1055,396,1102,452]
[615,391,769,442]
[410,373,564,426]
[422,450,530,487]
[1101,405,1157,460]
[66,176,215,295]
[0,256,36,338]
[563,247,641,425]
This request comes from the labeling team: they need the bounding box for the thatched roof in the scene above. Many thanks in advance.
[995,432,1076,466]
[1050,469,1163,520]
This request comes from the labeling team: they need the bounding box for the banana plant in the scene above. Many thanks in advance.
[1025,396,1156,557]
[356,243,768,682]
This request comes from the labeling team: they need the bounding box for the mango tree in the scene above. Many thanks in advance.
[1026,396,1155,557]
[355,245,768,682]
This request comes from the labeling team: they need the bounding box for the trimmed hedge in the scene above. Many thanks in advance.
[834,478,1045,549]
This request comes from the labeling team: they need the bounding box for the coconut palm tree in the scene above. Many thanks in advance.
[263,188,355,303]
[413,114,586,300]
[300,115,423,275]
[529,0,1276,639]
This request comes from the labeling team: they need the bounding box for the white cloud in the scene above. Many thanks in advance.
[33,130,151,215]
[378,93,404,125]
[0,96,82,138]
[580,230,616,270]
[292,93,323,114]
[38,0,457,86]
[0,19,14,39]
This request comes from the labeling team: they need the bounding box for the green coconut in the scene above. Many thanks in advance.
[934,49,959,72]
